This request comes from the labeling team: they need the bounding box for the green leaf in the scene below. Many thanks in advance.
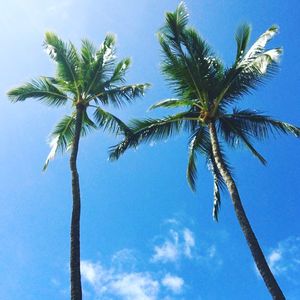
[213,25,282,112]
[186,126,210,191]
[95,84,150,108]
[44,32,80,95]
[235,23,251,63]
[7,77,68,106]
[93,107,131,135]
[109,111,195,161]
[43,115,75,170]
[84,34,116,96]
[221,109,300,139]
[149,98,200,110]
[109,58,131,84]
[218,116,267,165]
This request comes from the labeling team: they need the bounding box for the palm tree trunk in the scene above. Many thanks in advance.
[208,122,285,300]
[70,105,84,300]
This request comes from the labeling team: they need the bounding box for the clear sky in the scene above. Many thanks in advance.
[0,1,300,299]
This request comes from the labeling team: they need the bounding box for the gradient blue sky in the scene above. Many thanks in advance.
[1,1,300,299]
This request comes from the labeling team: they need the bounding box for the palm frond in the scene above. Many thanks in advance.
[158,36,203,102]
[109,58,131,84]
[211,158,222,222]
[109,111,195,160]
[7,77,69,106]
[96,84,150,108]
[43,110,98,169]
[218,116,267,165]
[43,115,75,170]
[81,110,97,136]
[186,126,210,191]
[159,4,223,106]
[221,109,300,138]
[80,39,97,90]
[242,25,279,63]
[149,98,200,110]
[213,26,282,111]
[93,107,131,135]
[161,1,189,42]
[208,145,233,221]
[44,32,80,95]
[235,24,251,63]
[84,34,116,96]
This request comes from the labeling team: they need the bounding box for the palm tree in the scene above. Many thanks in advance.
[109,3,299,299]
[7,32,149,300]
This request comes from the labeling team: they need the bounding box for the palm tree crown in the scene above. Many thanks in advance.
[8,32,149,169]
[110,3,299,220]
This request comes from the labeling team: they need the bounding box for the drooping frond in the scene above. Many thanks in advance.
[220,109,300,139]
[186,126,210,191]
[235,24,251,63]
[109,111,196,161]
[43,115,75,170]
[44,32,80,95]
[93,107,132,136]
[43,110,98,170]
[94,84,150,108]
[7,77,69,106]
[81,110,97,136]
[211,157,222,222]
[208,144,233,221]
[218,116,267,165]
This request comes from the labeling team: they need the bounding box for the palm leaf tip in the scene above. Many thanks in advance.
[235,23,251,61]
[7,78,68,106]
[163,1,189,37]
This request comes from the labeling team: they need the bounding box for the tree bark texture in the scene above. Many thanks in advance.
[208,122,285,300]
[70,106,84,300]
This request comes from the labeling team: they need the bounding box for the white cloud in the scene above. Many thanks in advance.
[81,260,158,299]
[162,274,184,294]
[81,258,186,300]
[183,228,195,258]
[112,248,137,271]
[268,250,282,273]
[111,273,159,300]
[207,245,217,259]
[266,236,300,282]
[152,228,196,263]
[152,230,180,263]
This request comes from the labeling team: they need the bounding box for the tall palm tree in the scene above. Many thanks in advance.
[109,3,299,299]
[7,32,149,300]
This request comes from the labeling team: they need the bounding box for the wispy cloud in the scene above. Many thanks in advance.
[162,274,184,294]
[183,228,195,258]
[151,227,196,263]
[63,217,223,299]
[267,236,300,283]
[111,272,159,300]
[81,259,184,300]
[152,230,180,263]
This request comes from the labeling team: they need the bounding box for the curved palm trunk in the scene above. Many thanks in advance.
[208,122,285,300]
[70,105,84,300]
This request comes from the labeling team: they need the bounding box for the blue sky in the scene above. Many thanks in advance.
[0,0,300,299]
